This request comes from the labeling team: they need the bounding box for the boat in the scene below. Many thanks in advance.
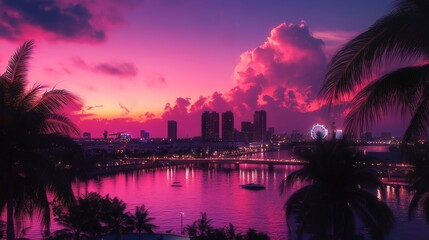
[241,183,266,190]
[171,181,182,187]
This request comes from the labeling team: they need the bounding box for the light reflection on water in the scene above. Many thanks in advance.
[12,150,429,239]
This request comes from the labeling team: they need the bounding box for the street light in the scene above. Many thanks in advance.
[180,212,185,235]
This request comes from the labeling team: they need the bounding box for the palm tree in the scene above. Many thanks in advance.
[407,151,429,222]
[52,193,105,239]
[242,228,270,240]
[131,204,159,240]
[101,195,135,239]
[224,223,241,240]
[0,40,80,240]
[320,0,429,141]
[282,140,394,240]
[186,212,214,240]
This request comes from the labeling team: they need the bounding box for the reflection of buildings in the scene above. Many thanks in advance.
[201,111,219,142]
[253,110,267,142]
[222,111,234,142]
[168,120,177,140]
[241,121,253,143]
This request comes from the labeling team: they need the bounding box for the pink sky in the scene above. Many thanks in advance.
[1,0,408,138]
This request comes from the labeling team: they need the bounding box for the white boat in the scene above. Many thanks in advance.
[241,183,266,190]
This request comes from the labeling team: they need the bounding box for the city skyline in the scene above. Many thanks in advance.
[0,0,409,138]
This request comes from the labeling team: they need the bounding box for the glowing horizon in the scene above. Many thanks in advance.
[0,0,404,138]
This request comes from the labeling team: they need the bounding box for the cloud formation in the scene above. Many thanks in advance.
[146,74,167,87]
[75,22,331,137]
[119,103,130,116]
[0,0,141,42]
[86,105,104,111]
[154,22,328,136]
[73,57,138,77]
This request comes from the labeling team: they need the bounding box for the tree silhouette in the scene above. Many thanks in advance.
[320,0,429,141]
[186,212,214,239]
[130,204,159,240]
[53,192,105,239]
[101,195,134,239]
[0,40,80,240]
[53,193,147,239]
[282,140,394,240]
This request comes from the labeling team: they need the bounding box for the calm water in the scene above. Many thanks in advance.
[15,150,429,239]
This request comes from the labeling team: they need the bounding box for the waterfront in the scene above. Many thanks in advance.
[73,166,429,240]
[12,148,429,239]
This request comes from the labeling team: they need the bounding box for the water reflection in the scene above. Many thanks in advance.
[10,160,429,239]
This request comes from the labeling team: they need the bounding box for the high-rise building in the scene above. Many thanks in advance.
[241,121,253,143]
[267,127,275,141]
[168,120,178,140]
[222,111,234,142]
[253,110,267,142]
[140,130,150,141]
[103,130,108,139]
[201,111,219,142]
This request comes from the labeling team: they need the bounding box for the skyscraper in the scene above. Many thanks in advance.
[222,111,234,142]
[241,121,253,143]
[168,120,177,140]
[253,110,267,142]
[140,130,150,141]
[201,111,219,142]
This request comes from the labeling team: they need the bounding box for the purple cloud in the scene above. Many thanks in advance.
[72,57,138,77]
[0,0,142,42]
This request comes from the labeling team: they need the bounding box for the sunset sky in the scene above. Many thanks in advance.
[0,0,406,138]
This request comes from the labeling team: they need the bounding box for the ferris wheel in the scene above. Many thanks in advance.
[310,124,328,139]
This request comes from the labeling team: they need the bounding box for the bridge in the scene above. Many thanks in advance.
[125,157,413,170]
[124,157,415,186]
[153,157,306,166]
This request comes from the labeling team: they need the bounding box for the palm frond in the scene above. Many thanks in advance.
[320,11,429,104]
[403,88,429,141]
[3,40,34,96]
[20,83,46,110]
[41,113,80,137]
[344,64,429,136]
[395,0,429,14]
[31,89,80,114]
[408,178,429,220]
[352,190,395,239]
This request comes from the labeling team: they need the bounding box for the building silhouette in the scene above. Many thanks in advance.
[83,132,91,139]
[222,111,234,142]
[253,110,267,142]
[140,130,150,141]
[168,120,177,140]
[241,121,253,143]
[267,127,275,141]
[201,111,219,142]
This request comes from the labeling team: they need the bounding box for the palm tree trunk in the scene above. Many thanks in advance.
[7,181,15,240]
